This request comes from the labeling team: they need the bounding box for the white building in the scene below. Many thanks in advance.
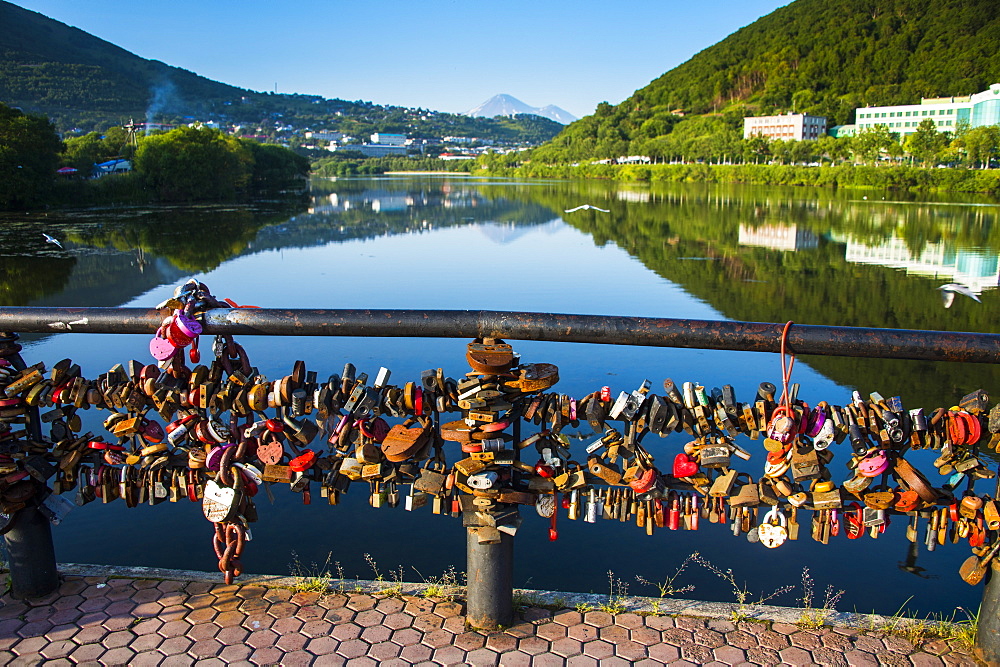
[370,133,407,146]
[331,144,407,157]
[854,84,1000,136]
[306,131,345,142]
[743,113,827,141]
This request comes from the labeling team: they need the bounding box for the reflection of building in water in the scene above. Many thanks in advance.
[616,190,650,203]
[738,224,819,251]
[843,237,1000,295]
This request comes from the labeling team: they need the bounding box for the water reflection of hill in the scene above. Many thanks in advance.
[0,183,562,310]
[4,177,999,409]
[248,186,560,253]
[0,198,307,309]
[549,183,1000,408]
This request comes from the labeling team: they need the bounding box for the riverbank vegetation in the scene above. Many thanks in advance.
[312,154,473,177]
[472,118,1000,194]
[482,161,1000,193]
[0,102,309,209]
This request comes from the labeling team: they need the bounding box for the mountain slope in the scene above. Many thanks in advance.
[0,1,564,145]
[539,0,1000,159]
[0,0,247,129]
[537,105,577,125]
[466,94,578,124]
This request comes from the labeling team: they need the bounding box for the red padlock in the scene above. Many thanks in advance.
[668,497,681,531]
[535,461,555,479]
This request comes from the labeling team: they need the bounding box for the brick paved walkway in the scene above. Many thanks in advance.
[0,571,983,666]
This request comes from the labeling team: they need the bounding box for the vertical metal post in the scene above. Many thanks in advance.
[5,506,59,599]
[466,529,514,629]
[0,333,59,599]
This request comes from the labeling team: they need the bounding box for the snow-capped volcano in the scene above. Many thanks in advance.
[465,94,577,124]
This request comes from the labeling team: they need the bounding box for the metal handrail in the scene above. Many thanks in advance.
[4,305,1000,646]
[1,307,999,363]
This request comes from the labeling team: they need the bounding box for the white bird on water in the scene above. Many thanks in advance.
[564,204,610,213]
[42,233,62,249]
[938,283,982,309]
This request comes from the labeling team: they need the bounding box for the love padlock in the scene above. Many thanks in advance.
[766,405,798,444]
[813,416,836,450]
[858,449,889,477]
[757,506,788,548]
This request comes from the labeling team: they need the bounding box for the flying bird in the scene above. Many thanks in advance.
[938,283,982,309]
[42,233,63,249]
[564,204,610,213]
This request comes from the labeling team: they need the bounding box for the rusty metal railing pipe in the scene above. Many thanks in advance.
[0,307,998,363]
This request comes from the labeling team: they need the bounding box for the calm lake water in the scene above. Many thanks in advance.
[2,175,999,618]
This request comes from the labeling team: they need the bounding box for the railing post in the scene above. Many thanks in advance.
[1,332,59,599]
[4,506,59,599]
[465,529,514,629]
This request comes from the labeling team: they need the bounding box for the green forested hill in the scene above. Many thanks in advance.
[0,1,562,143]
[0,1,247,130]
[538,0,1000,160]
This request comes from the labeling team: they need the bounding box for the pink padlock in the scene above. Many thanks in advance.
[149,335,177,361]
[858,450,889,477]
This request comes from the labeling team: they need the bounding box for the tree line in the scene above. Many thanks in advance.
[522,116,1000,170]
[0,102,310,209]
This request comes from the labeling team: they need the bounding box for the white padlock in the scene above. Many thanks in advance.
[467,471,499,490]
[758,506,788,548]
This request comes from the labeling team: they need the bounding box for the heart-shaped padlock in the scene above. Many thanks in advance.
[202,479,238,523]
[256,436,284,466]
[758,507,788,548]
[673,452,699,478]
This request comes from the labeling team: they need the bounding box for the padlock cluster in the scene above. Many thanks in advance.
[510,375,1000,580]
[2,281,1000,586]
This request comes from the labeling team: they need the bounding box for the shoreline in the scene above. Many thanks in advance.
[49,563,968,632]
[383,170,471,175]
[0,563,979,665]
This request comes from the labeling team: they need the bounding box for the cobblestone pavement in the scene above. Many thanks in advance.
[0,574,983,666]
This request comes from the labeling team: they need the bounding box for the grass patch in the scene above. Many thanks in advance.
[413,565,464,601]
[796,567,844,629]
[288,550,344,595]
[600,570,629,615]
[365,553,405,598]
[872,599,978,650]
[636,552,697,599]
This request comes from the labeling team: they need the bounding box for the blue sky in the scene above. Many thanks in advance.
[12,0,789,119]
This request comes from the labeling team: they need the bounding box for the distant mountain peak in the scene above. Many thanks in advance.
[465,94,577,124]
